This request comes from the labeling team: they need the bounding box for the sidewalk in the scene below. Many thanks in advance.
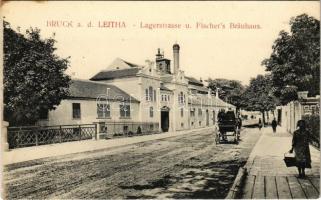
[2,127,213,166]
[240,127,320,199]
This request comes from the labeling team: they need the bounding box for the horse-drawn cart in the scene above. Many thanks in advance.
[215,111,240,144]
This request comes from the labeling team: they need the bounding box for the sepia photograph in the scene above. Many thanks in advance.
[1,1,320,199]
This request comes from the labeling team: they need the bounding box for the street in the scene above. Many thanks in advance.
[4,127,261,199]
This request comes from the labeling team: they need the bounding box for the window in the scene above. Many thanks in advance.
[181,123,184,127]
[198,108,202,117]
[145,89,149,101]
[120,104,131,118]
[149,86,153,101]
[164,95,167,101]
[181,108,184,117]
[178,92,185,104]
[97,103,110,118]
[39,109,48,120]
[168,95,170,101]
[150,124,154,131]
[150,107,154,118]
[154,90,157,102]
[213,110,216,123]
[72,103,81,119]
[190,108,195,117]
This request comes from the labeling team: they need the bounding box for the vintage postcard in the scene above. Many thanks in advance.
[1,1,320,199]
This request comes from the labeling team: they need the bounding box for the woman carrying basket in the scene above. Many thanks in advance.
[289,120,311,178]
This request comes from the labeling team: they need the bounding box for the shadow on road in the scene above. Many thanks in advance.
[120,160,246,199]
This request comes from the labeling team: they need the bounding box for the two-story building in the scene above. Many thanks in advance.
[38,43,235,136]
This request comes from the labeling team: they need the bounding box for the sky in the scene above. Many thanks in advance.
[2,1,320,85]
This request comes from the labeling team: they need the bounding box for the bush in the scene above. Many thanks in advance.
[302,114,320,147]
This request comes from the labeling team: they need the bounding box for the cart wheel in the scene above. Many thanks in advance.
[234,132,238,144]
[236,127,240,141]
[215,132,220,144]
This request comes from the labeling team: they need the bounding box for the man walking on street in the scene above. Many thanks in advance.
[272,118,277,133]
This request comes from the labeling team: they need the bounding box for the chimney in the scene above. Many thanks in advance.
[156,48,163,60]
[173,43,180,74]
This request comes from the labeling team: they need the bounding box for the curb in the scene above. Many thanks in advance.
[225,167,248,199]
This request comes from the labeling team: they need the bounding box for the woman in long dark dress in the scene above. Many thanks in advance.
[290,120,311,178]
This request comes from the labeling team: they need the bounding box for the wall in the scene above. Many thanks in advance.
[278,101,303,133]
[37,99,140,126]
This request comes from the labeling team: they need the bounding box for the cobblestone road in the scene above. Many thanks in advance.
[4,127,261,199]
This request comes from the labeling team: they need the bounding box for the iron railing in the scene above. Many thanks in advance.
[8,124,97,149]
[7,122,160,149]
[95,122,160,137]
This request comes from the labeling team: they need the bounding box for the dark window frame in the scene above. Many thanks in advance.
[72,103,81,119]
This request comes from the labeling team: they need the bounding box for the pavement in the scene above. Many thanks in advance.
[240,126,320,199]
[2,126,212,165]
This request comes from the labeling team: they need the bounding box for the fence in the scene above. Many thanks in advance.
[95,122,160,137]
[8,124,97,149]
[7,122,160,149]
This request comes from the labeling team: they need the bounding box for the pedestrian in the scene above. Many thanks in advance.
[258,118,262,130]
[289,120,311,178]
[272,118,277,133]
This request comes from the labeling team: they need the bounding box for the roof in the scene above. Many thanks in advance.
[105,58,143,70]
[90,68,140,81]
[90,58,143,81]
[68,79,139,102]
[188,85,209,93]
[188,96,235,108]
[160,85,172,92]
[186,76,204,86]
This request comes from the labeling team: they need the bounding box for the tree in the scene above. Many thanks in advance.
[262,14,320,105]
[240,74,278,124]
[207,78,245,111]
[4,20,71,126]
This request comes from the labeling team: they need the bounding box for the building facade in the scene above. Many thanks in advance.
[275,91,320,133]
[38,44,235,135]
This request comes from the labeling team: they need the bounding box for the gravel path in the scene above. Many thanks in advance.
[4,127,261,199]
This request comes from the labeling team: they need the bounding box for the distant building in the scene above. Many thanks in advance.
[38,44,235,135]
[276,91,320,133]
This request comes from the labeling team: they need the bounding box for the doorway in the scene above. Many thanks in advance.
[206,109,209,126]
[161,107,170,132]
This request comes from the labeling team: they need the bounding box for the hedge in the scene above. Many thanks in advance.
[302,114,320,148]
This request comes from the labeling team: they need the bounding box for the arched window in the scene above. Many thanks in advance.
[148,86,153,101]
[150,107,154,117]
[213,110,216,123]
[178,92,184,104]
